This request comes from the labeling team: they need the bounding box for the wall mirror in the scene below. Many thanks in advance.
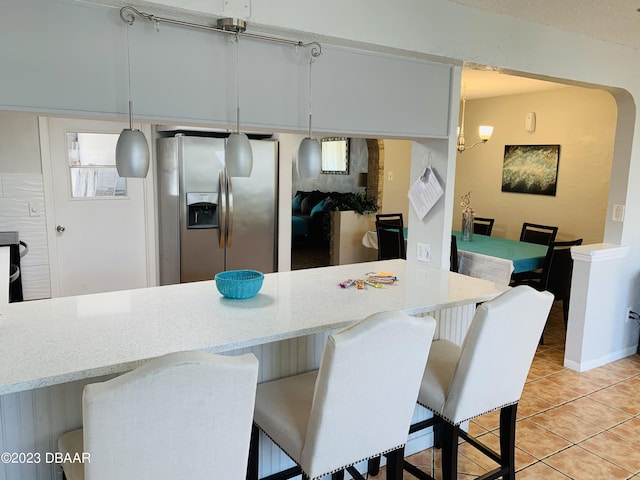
[321,137,349,174]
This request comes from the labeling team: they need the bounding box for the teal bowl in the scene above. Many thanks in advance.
[214,270,264,299]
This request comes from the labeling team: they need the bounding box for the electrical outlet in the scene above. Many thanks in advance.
[416,242,431,262]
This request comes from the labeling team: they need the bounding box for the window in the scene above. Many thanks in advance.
[67,132,126,198]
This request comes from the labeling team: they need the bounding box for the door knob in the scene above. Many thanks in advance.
[56,225,66,233]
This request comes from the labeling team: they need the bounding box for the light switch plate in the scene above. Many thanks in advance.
[28,202,40,217]
[612,204,625,222]
[417,242,431,262]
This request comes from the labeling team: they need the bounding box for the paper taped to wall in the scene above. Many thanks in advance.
[408,167,443,220]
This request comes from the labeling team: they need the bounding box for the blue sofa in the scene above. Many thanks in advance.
[292,190,352,245]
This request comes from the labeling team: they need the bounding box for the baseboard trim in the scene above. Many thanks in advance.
[564,345,638,372]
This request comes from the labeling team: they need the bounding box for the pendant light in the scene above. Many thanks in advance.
[225,32,253,177]
[296,44,322,179]
[115,18,150,178]
[116,7,326,178]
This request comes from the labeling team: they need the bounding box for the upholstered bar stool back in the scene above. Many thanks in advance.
[405,286,553,480]
[423,286,552,422]
[250,311,437,480]
[58,351,259,480]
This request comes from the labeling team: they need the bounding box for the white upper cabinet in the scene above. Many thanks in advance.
[0,0,452,139]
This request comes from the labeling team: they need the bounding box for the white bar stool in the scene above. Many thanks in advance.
[247,310,437,480]
[404,285,553,480]
[58,350,259,480]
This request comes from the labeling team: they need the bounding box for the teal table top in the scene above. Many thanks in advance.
[452,231,548,274]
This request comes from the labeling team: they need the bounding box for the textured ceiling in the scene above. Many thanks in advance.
[461,69,567,100]
[451,0,640,50]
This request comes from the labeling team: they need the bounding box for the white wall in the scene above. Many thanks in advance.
[0,112,41,174]
[0,174,50,300]
[381,139,411,219]
[0,112,51,299]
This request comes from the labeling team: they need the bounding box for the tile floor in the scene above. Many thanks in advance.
[376,302,640,479]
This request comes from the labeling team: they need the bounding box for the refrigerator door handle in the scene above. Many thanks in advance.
[218,170,227,250]
[227,176,234,248]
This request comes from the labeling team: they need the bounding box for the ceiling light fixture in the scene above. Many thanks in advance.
[457,97,493,153]
[115,12,150,178]
[297,43,323,179]
[223,27,253,177]
[118,7,324,176]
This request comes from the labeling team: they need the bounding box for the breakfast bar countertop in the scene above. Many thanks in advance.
[0,259,507,395]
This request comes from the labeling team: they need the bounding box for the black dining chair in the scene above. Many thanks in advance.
[520,222,558,245]
[512,238,583,342]
[376,213,403,226]
[376,214,406,260]
[450,234,459,273]
[473,217,495,236]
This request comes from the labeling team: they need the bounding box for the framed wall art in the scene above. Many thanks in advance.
[501,144,560,196]
[321,137,349,175]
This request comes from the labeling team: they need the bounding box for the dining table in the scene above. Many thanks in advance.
[453,230,548,285]
[453,230,548,273]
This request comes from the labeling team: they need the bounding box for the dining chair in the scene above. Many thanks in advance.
[450,234,459,272]
[248,311,437,480]
[376,213,404,224]
[519,222,558,245]
[376,213,406,260]
[473,217,495,236]
[513,239,583,340]
[403,286,554,480]
[57,351,259,480]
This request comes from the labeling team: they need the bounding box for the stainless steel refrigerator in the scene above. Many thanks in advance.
[156,134,278,284]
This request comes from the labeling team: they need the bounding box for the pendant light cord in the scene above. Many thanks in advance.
[307,52,313,138]
[307,44,321,138]
[125,22,133,129]
[235,33,240,134]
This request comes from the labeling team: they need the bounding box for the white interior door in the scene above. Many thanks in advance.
[41,117,152,297]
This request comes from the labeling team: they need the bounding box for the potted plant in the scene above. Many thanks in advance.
[325,192,378,215]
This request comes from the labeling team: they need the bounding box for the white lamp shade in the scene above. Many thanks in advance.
[116,129,150,178]
[478,125,494,141]
[297,137,322,179]
[226,133,253,177]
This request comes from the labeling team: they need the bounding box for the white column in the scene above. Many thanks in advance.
[0,246,10,307]
[565,243,631,372]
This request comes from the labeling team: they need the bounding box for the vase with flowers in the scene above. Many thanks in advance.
[460,191,474,241]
